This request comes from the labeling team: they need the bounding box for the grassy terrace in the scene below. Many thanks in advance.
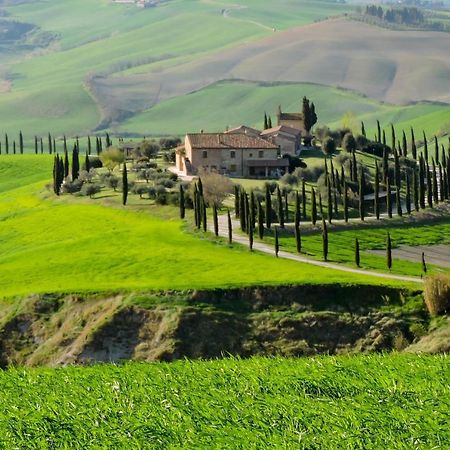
[0,155,419,300]
[0,354,448,448]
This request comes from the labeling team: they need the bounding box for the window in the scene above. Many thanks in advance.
[259,150,264,158]
[202,150,208,159]
[230,151,236,159]
[230,164,237,172]
[249,153,253,158]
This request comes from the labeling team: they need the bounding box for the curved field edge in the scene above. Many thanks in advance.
[0,354,448,448]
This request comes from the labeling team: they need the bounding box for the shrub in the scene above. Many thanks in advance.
[62,179,83,194]
[132,184,149,199]
[342,133,357,153]
[100,173,120,191]
[88,156,103,169]
[424,274,450,316]
[81,183,101,198]
[322,137,336,156]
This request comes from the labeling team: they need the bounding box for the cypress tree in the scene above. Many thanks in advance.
[96,137,100,155]
[197,177,203,196]
[234,185,240,218]
[402,130,407,157]
[258,201,264,240]
[391,124,396,151]
[432,160,439,204]
[322,219,328,261]
[0,142,2,154]
[435,136,439,164]
[386,233,392,271]
[394,149,401,188]
[34,136,38,155]
[48,133,52,154]
[396,186,402,217]
[194,185,200,229]
[419,156,426,209]
[122,161,128,206]
[264,113,268,130]
[240,190,246,232]
[106,133,111,148]
[283,190,289,223]
[376,120,381,143]
[439,163,444,202]
[294,191,301,253]
[426,162,433,208]
[423,131,428,162]
[13,141,16,154]
[351,150,357,182]
[333,186,338,218]
[52,155,59,195]
[405,173,411,215]
[355,238,360,267]
[387,176,392,218]
[382,147,388,182]
[265,184,271,229]
[63,135,67,153]
[202,197,207,233]
[248,213,254,251]
[227,209,233,244]
[40,137,43,155]
[413,168,420,211]
[179,185,185,219]
[250,191,256,230]
[359,167,365,221]
[422,252,427,274]
[276,186,284,227]
[64,149,69,178]
[53,138,56,154]
[302,180,307,220]
[88,136,91,155]
[361,121,366,137]
[343,181,349,223]
[85,152,90,172]
[382,129,386,147]
[318,193,324,220]
[72,145,80,181]
[443,167,448,201]
[327,177,333,224]
[311,187,317,225]
[274,226,279,257]
[244,193,250,234]
[213,203,219,237]
[411,127,417,160]
[374,161,380,219]
[5,133,8,154]
[19,131,24,154]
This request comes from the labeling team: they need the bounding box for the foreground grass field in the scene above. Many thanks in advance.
[0,354,448,447]
[0,155,417,299]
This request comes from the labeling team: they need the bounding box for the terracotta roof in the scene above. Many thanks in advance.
[246,159,289,167]
[225,125,261,135]
[187,133,279,150]
[260,125,301,137]
[278,112,304,121]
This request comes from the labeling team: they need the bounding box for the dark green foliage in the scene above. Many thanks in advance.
[374,162,380,220]
[411,128,417,160]
[302,97,318,132]
[396,186,402,217]
[19,131,24,154]
[419,157,426,209]
[244,193,250,234]
[52,155,63,196]
[355,238,360,267]
[322,137,336,157]
[213,204,219,237]
[413,169,420,211]
[394,150,401,188]
[387,232,392,271]
[71,145,80,181]
[268,115,272,129]
[382,147,388,182]
[88,136,92,155]
[240,190,246,232]
[434,136,439,165]
[64,149,69,179]
[359,168,365,221]
[402,131,407,157]
[423,131,428,162]
[426,162,433,208]
[391,124,396,151]
[376,120,381,144]
[202,198,207,233]
[48,132,52,154]
[351,150,358,183]
[361,121,366,137]
[5,133,8,154]
[257,202,264,240]
[234,185,240,218]
[343,181,349,223]
[34,136,38,155]
[85,153,90,172]
[405,173,411,215]
[327,178,333,224]
[322,219,328,261]
[422,252,427,274]
[276,186,284,228]
[227,209,232,244]
[248,213,254,251]
[432,160,439,204]
[294,191,301,253]
[40,138,43,155]
[301,180,306,220]
[387,176,392,218]
[264,112,268,130]
[122,162,128,206]
[311,187,317,225]
[265,184,271,229]
[179,185,185,219]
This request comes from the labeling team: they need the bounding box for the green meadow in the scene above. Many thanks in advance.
[0,155,417,300]
[0,354,448,448]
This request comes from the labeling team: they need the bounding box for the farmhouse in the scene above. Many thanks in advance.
[176,132,289,178]
[277,106,306,133]
[260,125,301,156]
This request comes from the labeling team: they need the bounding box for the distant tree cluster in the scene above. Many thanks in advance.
[365,5,425,25]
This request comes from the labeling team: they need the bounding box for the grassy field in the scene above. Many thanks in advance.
[0,354,448,447]
[0,155,418,299]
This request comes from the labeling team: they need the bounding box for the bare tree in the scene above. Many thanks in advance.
[197,170,234,207]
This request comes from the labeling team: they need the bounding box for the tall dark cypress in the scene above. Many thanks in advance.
[327,178,333,224]
[48,133,52,154]
[394,149,401,188]
[5,133,9,154]
[250,191,256,230]
[34,136,38,155]
[276,186,284,228]
[248,212,254,251]
[244,193,250,234]
[85,153,90,172]
[411,128,417,160]
[88,136,91,155]
[439,163,444,202]
[258,201,264,240]
[63,135,67,153]
[72,145,80,181]
[274,226,279,257]
[422,252,427,274]
[19,131,24,154]
[391,124,396,151]
[294,191,301,253]
[202,197,207,233]
[361,121,366,137]
[179,185,185,219]
[264,113,268,130]
[318,193,324,220]
[382,130,386,147]
[374,161,380,220]
[359,168,365,221]
[413,169,420,211]
[382,147,388,182]
[396,186,402,217]
[240,190,246,232]
[227,210,232,244]
[283,190,289,223]
[386,233,392,271]
[351,150,357,182]
[234,185,240,218]
[405,173,411,215]
[435,136,439,164]
[426,161,433,208]
[40,138,43,154]
[122,161,128,206]
[387,176,392,218]
[213,204,219,237]
[376,120,381,144]
[419,156,426,209]
[423,131,428,162]
[265,184,271,229]
[311,187,317,225]
[64,149,69,178]
[432,160,439,204]
[53,138,56,154]
[301,180,307,220]
[343,181,349,223]
[355,238,360,267]
[13,141,16,154]
[402,131,407,157]
[322,219,328,261]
